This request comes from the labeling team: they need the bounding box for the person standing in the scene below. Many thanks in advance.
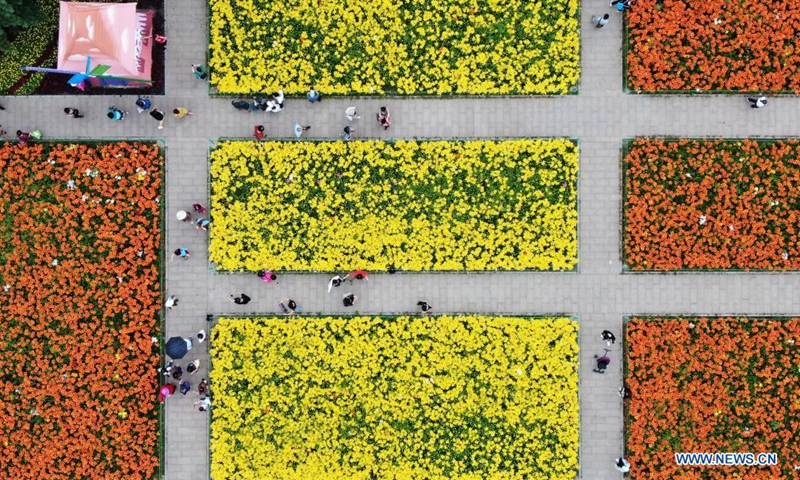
[136,98,152,113]
[307,87,321,103]
[106,106,127,121]
[150,108,165,129]
[592,13,610,27]
[342,126,355,141]
[64,107,84,118]
[158,384,176,402]
[601,330,616,346]
[342,293,357,307]
[229,292,252,305]
[747,96,768,108]
[254,125,265,141]
[615,457,630,473]
[294,123,311,138]
[173,107,194,118]
[192,64,208,80]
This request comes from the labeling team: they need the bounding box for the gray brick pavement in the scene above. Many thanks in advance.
[3,0,800,478]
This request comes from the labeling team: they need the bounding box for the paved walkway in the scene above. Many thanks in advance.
[4,0,800,479]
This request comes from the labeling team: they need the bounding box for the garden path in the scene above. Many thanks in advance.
[3,0,800,478]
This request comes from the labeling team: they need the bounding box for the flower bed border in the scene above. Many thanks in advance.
[206,314,582,480]
[619,137,800,273]
[206,137,582,274]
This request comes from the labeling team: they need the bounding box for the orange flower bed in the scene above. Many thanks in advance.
[625,317,800,479]
[626,0,800,92]
[0,142,163,479]
[623,139,800,270]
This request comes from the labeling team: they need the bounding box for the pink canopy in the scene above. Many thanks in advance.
[57,2,153,81]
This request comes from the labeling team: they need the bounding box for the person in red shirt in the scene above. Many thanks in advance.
[158,383,176,402]
[347,270,368,281]
[254,125,265,141]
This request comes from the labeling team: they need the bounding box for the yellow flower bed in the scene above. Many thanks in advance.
[209,140,578,272]
[208,0,580,95]
[210,316,580,480]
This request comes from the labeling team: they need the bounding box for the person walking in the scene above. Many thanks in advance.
[747,96,768,108]
[186,359,200,375]
[294,123,311,138]
[135,98,152,113]
[257,270,277,284]
[195,218,210,230]
[342,293,357,307]
[345,106,360,121]
[64,107,84,118]
[601,330,616,346]
[179,381,192,395]
[346,270,369,282]
[173,107,194,118]
[193,203,206,214]
[176,210,192,223]
[229,292,252,305]
[0,125,6,136]
[16,130,31,144]
[273,90,285,107]
[376,106,391,129]
[418,301,433,314]
[254,125,265,141]
[150,108,165,129]
[342,125,355,141]
[327,274,344,292]
[164,295,179,309]
[106,106,127,121]
[592,13,610,27]
[197,379,209,396]
[278,298,298,314]
[171,247,190,262]
[192,64,208,80]
[611,0,631,11]
[307,87,321,103]
[194,397,211,412]
[619,385,632,399]
[615,457,630,473]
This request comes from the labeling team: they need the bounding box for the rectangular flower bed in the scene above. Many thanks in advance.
[625,317,800,479]
[208,0,580,95]
[0,142,163,479]
[623,138,800,271]
[210,139,578,272]
[625,1,800,93]
[210,315,580,480]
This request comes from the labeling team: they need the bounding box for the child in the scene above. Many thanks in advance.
[417,301,433,314]
[254,125,265,141]
[257,270,277,284]
[170,247,190,262]
[173,107,194,118]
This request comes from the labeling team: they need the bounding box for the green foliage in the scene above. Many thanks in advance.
[0,0,44,51]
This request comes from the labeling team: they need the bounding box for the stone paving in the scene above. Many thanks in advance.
[3,0,800,478]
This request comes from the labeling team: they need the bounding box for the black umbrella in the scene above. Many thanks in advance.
[165,336,191,359]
